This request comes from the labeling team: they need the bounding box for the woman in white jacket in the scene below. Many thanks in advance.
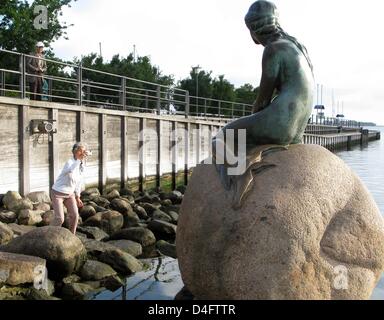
[51,142,87,234]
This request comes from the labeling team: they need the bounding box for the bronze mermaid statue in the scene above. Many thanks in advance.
[211,1,315,209]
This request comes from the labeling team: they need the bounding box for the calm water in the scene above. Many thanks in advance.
[91,127,384,300]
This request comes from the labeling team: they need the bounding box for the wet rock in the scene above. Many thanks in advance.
[80,238,121,258]
[18,209,44,226]
[110,227,156,247]
[77,226,109,241]
[79,205,97,220]
[7,223,36,236]
[106,190,120,201]
[132,204,148,220]
[0,251,46,286]
[26,191,51,204]
[101,275,124,292]
[106,240,142,257]
[156,240,177,259]
[0,222,14,245]
[33,202,51,212]
[148,220,177,237]
[83,210,123,235]
[79,260,117,281]
[152,210,173,223]
[0,226,87,280]
[98,248,143,275]
[0,210,17,224]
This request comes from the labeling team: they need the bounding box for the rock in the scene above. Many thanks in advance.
[98,248,143,275]
[0,252,46,286]
[77,226,109,241]
[152,210,173,223]
[79,260,117,281]
[18,209,44,226]
[79,205,97,220]
[83,211,124,235]
[6,198,34,214]
[110,227,156,247]
[81,188,101,198]
[101,275,124,292]
[62,274,81,285]
[140,203,160,216]
[161,199,173,206]
[40,210,55,226]
[25,288,60,300]
[121,195,135,205]
[0,222,14,245]
[26,191,51,204]
[176,185,187,194]
[87,201,108,213]
[110,198,132,214]
[148,220,177,238]
[106,240,142,257]
[177,144,384,300]
[132,205,148,220]
[166,211,179,224]
[61,282,95,300]
[159,191,183,204]
[156,240,177,259]
[1,226,87,280]
[7,223,36,236]
[0,194,4,207]
[106,190,120,201]
[161,204,180,214]
[2,191,22,209]
[175,286,194,300]
[120,188,135,197]
[90,196,110,208]
[33,202,51,212]
[0,286,29,300]
[0,210,17,224]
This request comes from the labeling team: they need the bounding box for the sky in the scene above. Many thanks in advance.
[51,0,384,125]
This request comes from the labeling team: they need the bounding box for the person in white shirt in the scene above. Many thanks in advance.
[51,142,87,234]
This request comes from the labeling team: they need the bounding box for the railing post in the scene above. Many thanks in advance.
[156,86,161,115]
[20,54,26,99]
[86,79,90,105]
[48,78,53,102]
[121,77,126,111]
[232,103,234,118]
[0,70,5,96]
[204,99,207,117]
[218,101,221,118]
[77,63,83,106]
[185,91,190,119]
[243,104,246,117]
[145,90,149,110]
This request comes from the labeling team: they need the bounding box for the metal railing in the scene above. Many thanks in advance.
[0,48,253,119]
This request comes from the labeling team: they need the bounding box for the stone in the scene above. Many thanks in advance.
[148,220,177,237]
[152,210,173,223]
[110,198,132,214]
[140,203,160,216]
[25,288,60,300]
[26,191,51,204]
[81,188,101,198]
[79,205,97,220]
[7,223,36,236]
[159,191,183,204]
[166,211,179,224]
[176,185,187,194]
[0,252,46,286]
[77,226,109,241]
[87,201,108,213]
[90,195,110,208]
[17,209,44,226]
[1,226,87,280]
[61,282,95,300]
[33,202,51,212]
[110,227,156,247]
[156,240,177,259]
[40,210,55,226]
[6,198,34,214]
[98,248,143,275]
[121,195,135,205]
[83,210,124,235]
[120,188,135,197]
[106,189,120,201]
[80,238,120,258]
[0,222,14,245]
[79,260,117,281]
[177,144,384,300]
[175,286,194,301]
[132,204,149,220]
[2,191,22,209]
[0,210,17,224]
[106,240,142,257]
[101,275,124,292]
[161,199,173,206]
[62,274,81,285]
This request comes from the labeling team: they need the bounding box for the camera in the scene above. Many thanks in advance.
[30,119,57,134]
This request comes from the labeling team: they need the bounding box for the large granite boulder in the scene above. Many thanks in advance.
[177,144,384,300]
[2,192,33,213]
[0,222,14,245]
[26,191,51,204]
[0,226,87,280]
[83,211,123,235]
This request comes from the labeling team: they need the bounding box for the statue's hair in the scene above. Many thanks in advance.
[245,1,314,73]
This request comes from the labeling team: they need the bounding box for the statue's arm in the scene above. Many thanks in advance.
[253,45,281,113]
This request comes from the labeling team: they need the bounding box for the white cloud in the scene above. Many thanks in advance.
[52,0,384,124]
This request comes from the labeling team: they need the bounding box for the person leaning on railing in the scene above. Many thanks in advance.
[27,41,47,101]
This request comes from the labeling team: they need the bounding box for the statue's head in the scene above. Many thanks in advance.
[245,1,280,45]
